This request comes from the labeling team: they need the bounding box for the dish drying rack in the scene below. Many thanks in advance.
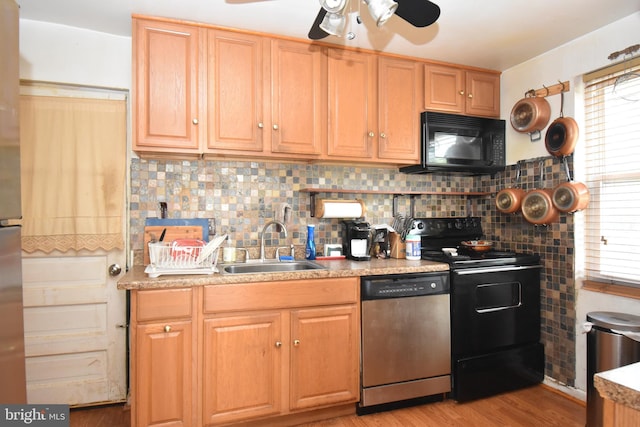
[144,237,223,278]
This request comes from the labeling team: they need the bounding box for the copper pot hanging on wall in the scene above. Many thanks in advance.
[510,92,551,141]
[522,189,560,225]
[496,162,526,214]
[552,157,590,213]
[545,89,579,157]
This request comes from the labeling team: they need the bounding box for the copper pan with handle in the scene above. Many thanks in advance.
[496,162,526,214]
[545,89,579,157]
[552,157,590,213]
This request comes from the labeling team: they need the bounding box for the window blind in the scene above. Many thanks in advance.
[584,64,640,287]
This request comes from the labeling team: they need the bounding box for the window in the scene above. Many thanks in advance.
[583,62,640,287]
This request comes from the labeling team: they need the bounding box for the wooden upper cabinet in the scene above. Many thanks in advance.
[206,30,266,154]
[206,33,324,158]
[465,70,501,118]
[325,50,421,164]
[424,63,500,118]
[325,48,377,160]
[270,39,325,157]
[132,19,203,155]
[377,56,421,163]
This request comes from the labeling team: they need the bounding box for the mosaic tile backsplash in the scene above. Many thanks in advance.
[129,155,576,387]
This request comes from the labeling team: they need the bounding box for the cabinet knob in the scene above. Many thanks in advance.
[258,122,264,129]
[380,133,386,139]
[164,325,171,333]
[275,341,282,348]
[468,93,473,98]
[192,118,199,125]
[459,91,464,96]
[293,339,300,346]
[368,132,375,138]
[273,124,279,130]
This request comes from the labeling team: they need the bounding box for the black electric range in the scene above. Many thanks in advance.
[410,217,540,268]
[408,217,544,402]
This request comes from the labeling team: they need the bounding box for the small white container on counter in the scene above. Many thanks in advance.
[405,234,421,260]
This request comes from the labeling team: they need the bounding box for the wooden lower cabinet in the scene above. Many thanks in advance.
[289,305,359,410]
[130,278,359,427]
[136,321,194,427]
[202,312,284,425]
[132,288,196,427]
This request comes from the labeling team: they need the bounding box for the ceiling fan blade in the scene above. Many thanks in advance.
[395,0,441,27]
[308,8,330,40]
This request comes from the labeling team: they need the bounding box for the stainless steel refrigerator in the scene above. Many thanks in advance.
[0,0,27,404]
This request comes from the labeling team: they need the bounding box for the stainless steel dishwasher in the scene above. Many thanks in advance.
[359,271,451,411]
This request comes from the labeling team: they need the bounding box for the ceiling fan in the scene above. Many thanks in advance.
[309,0,440,40]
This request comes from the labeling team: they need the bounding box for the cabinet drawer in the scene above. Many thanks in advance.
[135,288,193,322]
[204,277,358,313]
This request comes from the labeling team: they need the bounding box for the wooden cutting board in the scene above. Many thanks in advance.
[143,225,204,265]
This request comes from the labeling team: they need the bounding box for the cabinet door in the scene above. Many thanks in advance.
[133,19,202,153]
[325,49,377,160]
[465,70,500,117]
[424,64,464,113]
[206,30,266,154]
[202,312,283,425]
[136,321,193,427]
[377,57,421,162]
[270,39,324,157]
[289,305,359,410]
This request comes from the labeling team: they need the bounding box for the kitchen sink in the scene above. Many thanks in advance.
[221,261,327,275]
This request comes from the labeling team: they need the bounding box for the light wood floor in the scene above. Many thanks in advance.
[70,385,585,427]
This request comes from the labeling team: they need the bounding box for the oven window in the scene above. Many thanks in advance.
[475,282,521,313]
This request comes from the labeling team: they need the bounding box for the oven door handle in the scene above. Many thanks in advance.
[453,264,542,275]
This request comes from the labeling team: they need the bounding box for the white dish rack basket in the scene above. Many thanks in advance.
[145,241,220,278]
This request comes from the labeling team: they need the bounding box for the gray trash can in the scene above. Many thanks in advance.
[586,311,640,427]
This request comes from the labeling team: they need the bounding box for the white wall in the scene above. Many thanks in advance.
[19,19,130,89]
[501,12,640,394]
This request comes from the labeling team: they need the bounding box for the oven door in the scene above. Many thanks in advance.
[450,264,542,356]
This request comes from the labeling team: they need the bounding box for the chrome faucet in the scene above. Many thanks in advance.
[259,220,288,261]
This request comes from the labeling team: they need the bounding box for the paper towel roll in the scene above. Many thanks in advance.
[316,199,366,219]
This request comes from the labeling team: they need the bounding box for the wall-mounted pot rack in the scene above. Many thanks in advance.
[300,188,491,218]
[527,80,570,98]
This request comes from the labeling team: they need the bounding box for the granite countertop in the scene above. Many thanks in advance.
[117,258,450,290]
[594,361,640,411]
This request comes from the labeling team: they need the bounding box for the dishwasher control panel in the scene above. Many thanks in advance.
[361,272,449,300]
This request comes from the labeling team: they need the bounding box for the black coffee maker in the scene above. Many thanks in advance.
[342,220,371,261]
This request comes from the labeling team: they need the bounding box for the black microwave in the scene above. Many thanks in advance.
[400,111,505,175]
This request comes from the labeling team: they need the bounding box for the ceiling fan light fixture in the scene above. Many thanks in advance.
[320,11,347,36]
[319,0,348,13]
[365,0,398,27]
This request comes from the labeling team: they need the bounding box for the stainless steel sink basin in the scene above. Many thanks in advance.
[221,261,327,275]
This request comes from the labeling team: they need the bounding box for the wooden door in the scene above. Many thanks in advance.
[22,252,127,405]
[289,305,359,410]
[270,39,325,157]
[133,19,202,153]
[206,30,266,154]
[202,312,283,426]
[423,64,464,113]
[377,57,421,162]
[465,70,501,117]
[136,321,193,427]
[325,49,377,160]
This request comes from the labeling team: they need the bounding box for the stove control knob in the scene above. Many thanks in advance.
[416,221,424,230]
